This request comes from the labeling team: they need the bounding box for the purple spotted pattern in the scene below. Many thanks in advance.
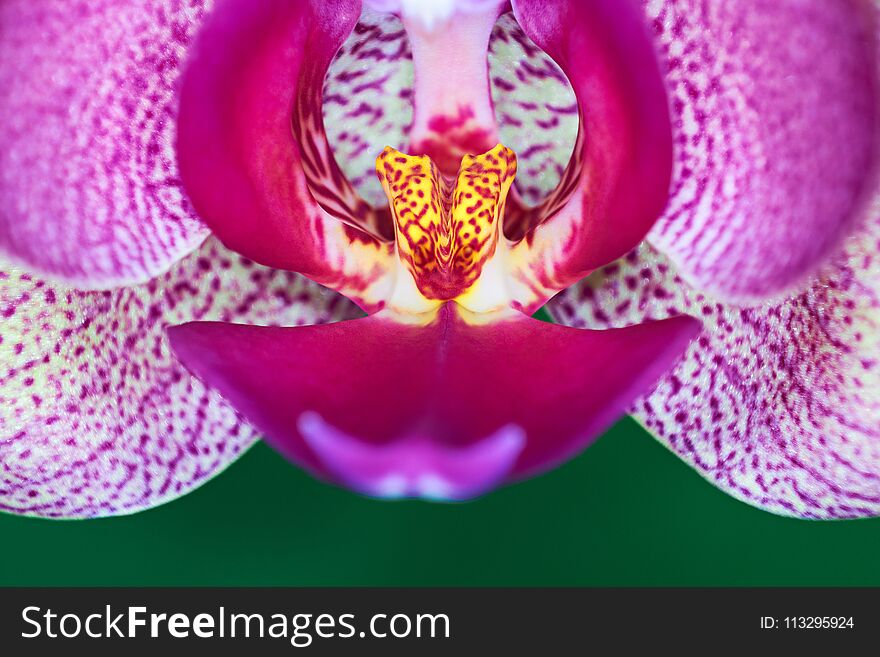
[642,0,878,302]
[322,7,415,209]
[0,0,214,287]
[549,199,880,519]
[0,238,356,518]
[488,13,578,208]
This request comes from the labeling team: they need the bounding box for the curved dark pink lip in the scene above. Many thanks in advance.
[169,303,700,501]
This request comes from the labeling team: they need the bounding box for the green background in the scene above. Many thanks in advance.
[2,417,879,586]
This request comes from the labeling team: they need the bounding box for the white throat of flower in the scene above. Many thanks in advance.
[364,0,504,32]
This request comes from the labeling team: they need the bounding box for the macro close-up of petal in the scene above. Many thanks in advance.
[1,0,879,522]
[0,1,215,287]
[0,239,355,517]
[551,200,880,519]
[642,0,878,302]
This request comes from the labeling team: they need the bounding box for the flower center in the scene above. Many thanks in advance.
[376,144,516,304]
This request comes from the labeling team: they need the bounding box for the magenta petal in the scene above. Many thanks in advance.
[0,238,356,518]
[645,0,878,301]
[0,1,212,287]
[177,0,395,311]
[507,0,673,311]
[169,306,699,499]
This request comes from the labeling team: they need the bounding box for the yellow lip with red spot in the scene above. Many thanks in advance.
[376,144,517,318]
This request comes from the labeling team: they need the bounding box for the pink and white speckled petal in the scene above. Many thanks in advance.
[644,0,878,301]
[488,13,578,210]
[0,0,214,288]
[323,8,415,210]
[0,238,356,518]
[549,197,880,519]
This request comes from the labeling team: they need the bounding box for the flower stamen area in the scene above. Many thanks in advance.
[376,144,516,313]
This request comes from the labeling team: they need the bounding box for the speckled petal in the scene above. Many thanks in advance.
[549,198,880,519]
[169,304,698,500]
[644,0,878,301]
[177,0,396,312]
[0,238,356,518]
[323,8,415,209]
[488,13,578,210]
[0,0,214,288]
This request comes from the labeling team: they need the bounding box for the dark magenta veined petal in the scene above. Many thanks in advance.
[549,194,880,519]
[0,238,357,518]
[169,305,699,500]
[0,0,214,288]
[644,0,878,302]
[177,0,396,312]
[506,0,674,313]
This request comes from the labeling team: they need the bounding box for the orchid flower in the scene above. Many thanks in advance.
[0,0,877,519]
